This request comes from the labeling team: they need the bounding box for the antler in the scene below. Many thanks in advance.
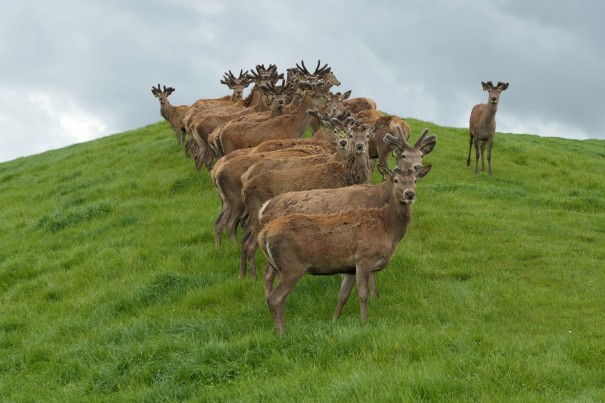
[383,125,410,152]
[295,60,332,78]
[159,85,175,95]
[313,60,331,76]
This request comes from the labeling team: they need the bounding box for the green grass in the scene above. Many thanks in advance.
[1,119,604,401]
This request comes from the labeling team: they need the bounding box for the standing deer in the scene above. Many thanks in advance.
[258,165,431,335]
[239,121,371,279]
[258,128,437,299]
[467,81,509,175]
[151,84,190,144]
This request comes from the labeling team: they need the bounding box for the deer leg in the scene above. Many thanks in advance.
[239,229,257,280]
[487,137,494,176]
[369,272,377,298]
[203,147,215,171]
[194,145,207,171]
[244,228,258,280]
[225,206,243,243]
[467,133,474,167]
[264,264,277,298]
[357,268,371,321]
[334,274,356,319]
[474,137,481,174]
[214,205,230,247]
[267,267,305,336]
[480,140,487,172]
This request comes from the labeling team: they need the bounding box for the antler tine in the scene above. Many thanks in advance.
[260,79,276,94]
[313,60,331,76]
[295,60,311,76]
[383,132,403,151]
[335,108,351,120]
[246,68,260,80]
[281,78,295,94]
[413,128,430,148]
[486,80,494,88]
[397,125,411,150]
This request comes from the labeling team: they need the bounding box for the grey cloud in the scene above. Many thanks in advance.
[0,0,603,162]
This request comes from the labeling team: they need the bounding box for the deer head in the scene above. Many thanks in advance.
[481,81,509,105]
[378,164,432,204]
[151,84,175,105]
[384,127,437,174]
[247,64,283,85]
[220,69,251,100]
[260,79,295,112]
[294,60,334,91]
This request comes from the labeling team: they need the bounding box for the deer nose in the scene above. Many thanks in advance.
[355,143,365,151]
[339,139,348,148]
[405,190,416,200]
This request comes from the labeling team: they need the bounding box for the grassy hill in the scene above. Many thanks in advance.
[1,119,604,401]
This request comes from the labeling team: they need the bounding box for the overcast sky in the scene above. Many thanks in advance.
[1,0,603,163]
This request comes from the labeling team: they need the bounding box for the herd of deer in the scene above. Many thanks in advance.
[151,61,508,334]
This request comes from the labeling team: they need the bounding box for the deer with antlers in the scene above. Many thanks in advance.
[258,128,437,298]
[467,81,509,175]
[237,119,371,279]
[258,163,432,335]
[213,76,331,157]
[151,84,191,144]
[187,65,282,170]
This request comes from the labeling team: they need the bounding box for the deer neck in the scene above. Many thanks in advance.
[480,101,498,127]
[229,92,241,103]
[344,151,370,186]
[160,100,174,120]
[246,87,264,109]
[381,195,413,244]
[283,93,317,136]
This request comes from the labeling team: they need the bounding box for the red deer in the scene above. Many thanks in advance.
[238,121,371,279]
[182,69,252,136]
[258,165,432,334]
[151,84,190,144]
[211,141,338,247]
[467,81,509,175]
[187,66,281,169]
[214,79,331,156]
[258,128,437,298]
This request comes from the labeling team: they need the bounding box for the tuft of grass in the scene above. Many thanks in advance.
[0,119,604,401]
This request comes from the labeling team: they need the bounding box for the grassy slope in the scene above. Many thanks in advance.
[1,119,604,401]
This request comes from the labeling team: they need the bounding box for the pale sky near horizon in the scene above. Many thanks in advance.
[1,0,603,163]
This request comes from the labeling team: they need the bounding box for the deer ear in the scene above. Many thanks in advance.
[416,165,432,178]
[420,137,437,156]
[499,82,509,91]
[481,81,490,91]
[342,90,352,100]
[377,164,393,179]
